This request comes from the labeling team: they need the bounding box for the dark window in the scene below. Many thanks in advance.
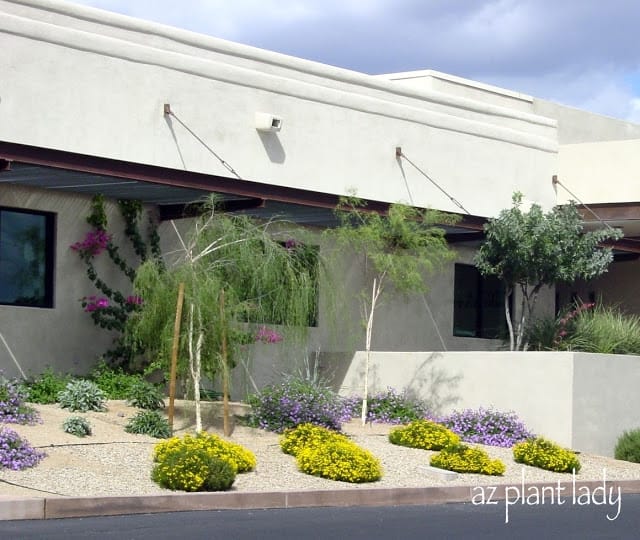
[453,264,506,339]
[0,207,55,308]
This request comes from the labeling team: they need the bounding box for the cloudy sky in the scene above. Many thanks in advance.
[69,0,640,122]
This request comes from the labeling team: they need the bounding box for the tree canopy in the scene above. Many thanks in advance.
[474,193,622,351]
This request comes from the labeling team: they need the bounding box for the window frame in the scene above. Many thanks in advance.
[0,205,56,308]
[452,263,508,339]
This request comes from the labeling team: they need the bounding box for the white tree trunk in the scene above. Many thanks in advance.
[188,303,203,433]
[362,276,383,425]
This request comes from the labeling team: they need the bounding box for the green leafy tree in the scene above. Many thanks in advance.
[474,193,622,351]
[329,197,457,424]
[126,198,318,431]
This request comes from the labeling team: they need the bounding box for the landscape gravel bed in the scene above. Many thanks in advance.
[1,401,639,498]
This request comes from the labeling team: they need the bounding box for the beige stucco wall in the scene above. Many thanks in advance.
[557,139,640,205]
[329,350,640,456]
[1,0,558,217]
[0,184,153,378]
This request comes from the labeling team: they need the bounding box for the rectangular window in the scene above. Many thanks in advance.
[453,263,506,339]
[0,207,55,308]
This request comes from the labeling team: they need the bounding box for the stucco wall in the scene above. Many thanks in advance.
[0,184,153,378]
[557,139,640,205]
[328,350,640,456]
[1,0,557,217]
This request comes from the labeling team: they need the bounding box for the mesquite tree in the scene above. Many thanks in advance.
[474,192,622,351]
[126,199,318,431]
[329,197,457,424]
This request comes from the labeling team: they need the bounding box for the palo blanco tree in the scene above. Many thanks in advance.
[474,192,622,351]
[126,198,318,432]
[329,197,457,424]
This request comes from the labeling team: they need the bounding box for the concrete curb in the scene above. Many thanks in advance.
[2,479,640,521]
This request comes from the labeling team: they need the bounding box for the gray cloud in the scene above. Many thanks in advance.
[67,0,640,119]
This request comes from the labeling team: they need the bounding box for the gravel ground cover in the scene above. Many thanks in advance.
[1,401,639,498]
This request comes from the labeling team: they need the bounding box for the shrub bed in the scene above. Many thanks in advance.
[442,408,534,447]
[430,444,505,475]
[614,428,640,463]
[281,423,381,483]
[389,419,459,451]
[513,437,581,473]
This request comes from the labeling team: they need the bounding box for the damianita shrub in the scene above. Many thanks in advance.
[280,424,381,483]
[152,446,236,492]
[513,437,581,473]
[389,420,459,451]
[0,427,46,470]
[153,432,256,474]
[280,423,350,456]
[125,410,171,439]
[343,388,431,424]
[442,408,534,448]
[246,377,351,433]
[57,379,107,412]
[296,439,382,483]
[22,368,72,404]
[126,380,165,410]
[614,429,640,464]
[0,378,40,425]
[62,416,92,437]
[430,444,506,476]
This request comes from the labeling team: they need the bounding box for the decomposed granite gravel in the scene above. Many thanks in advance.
[1,401,640,499]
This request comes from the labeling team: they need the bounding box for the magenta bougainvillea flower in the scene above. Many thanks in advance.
[70,229,111,257]
[82,296,110,312]
[255,326,283,344]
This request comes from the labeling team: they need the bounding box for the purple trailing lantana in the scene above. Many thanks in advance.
[0,427,46,470]
[441,407,534,448]
[0,379,41,425]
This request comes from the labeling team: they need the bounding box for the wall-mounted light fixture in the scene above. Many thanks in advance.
[255,112,283,132]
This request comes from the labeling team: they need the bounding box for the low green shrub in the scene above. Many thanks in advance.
[22,368,72,404]
[614,429,640,463]
[389,419,459,451]
[126,380,165,410]
[62,416,92,437]
[513,437,581,473]
[296,439,382,483]
[151,446,236,492]
[57,379,107,412]
[90,361,142,399]
[280,423,349,456]
[153,432,256,473]
[125,410,171,439]
[430,444,505,475]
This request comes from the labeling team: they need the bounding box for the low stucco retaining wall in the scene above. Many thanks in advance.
[326,351,640,457]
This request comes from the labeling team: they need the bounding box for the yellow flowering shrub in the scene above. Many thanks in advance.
[153,431,256,474]
[280,423,349,456]
[430,443,506,475]
[296,439,382,483]
[513,437,581,473]
[151,447,236,492]
[389,419,460,451]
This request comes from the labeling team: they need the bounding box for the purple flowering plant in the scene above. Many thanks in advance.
[70,229,111,259]
[246,377,352,433]
[342,387,432,424]
[0,427,46,470]
[0,378,41,425]
[441,407,534,448]
[254,326,283,344]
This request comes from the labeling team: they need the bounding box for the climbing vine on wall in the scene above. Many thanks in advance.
[71,194,163,370]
